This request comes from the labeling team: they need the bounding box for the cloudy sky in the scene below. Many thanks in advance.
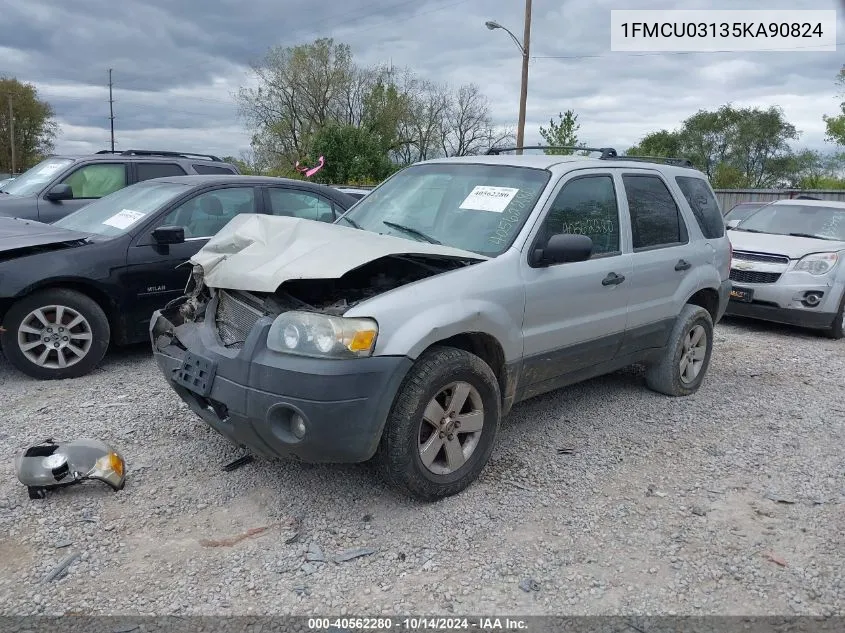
[1,0,843,160]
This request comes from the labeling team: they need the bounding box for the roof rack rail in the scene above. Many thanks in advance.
[610,154,695,168]
[486,145,619,158]
[96,149,223,162]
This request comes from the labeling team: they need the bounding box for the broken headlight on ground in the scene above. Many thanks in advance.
[14,439,126,499]
[266,311,378,358]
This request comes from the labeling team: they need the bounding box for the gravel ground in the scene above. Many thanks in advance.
[0,317,843,617]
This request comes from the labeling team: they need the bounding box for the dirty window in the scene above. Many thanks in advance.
[675,176,724,239]
[61,163,127,199]
[736,204,845,241]
[622,175,688,250]
[160,187,257,238]
[267,188,335,222]
[340,163,550,256]
[540,175,620,257]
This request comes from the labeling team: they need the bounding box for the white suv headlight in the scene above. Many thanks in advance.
[794,252,839,275]
[266,311,378,358]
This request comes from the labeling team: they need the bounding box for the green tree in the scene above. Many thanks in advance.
[309,124,395,185]
[625,130,682,157]
[0,77,57,173]
[538,110,581,154]
[823,65,845,146]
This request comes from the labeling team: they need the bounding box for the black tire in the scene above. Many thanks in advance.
[645,304,714,397]
[823,293,845,340]
[376,346,501,501]
[0,288,110,380]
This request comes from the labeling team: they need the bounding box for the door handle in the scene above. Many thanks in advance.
[602,272,626,286]
[675,259,692,271]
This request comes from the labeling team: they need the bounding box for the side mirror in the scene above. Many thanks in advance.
[152,225,185,245]
[725,219,740,229]
[45,184,73,201]
[530,233,593,267]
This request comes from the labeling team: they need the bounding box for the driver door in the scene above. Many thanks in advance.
[120,186,259,341]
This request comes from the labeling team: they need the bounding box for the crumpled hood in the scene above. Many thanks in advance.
[192,214,489,293]
[0,216,90,253]
[728,229,845,259]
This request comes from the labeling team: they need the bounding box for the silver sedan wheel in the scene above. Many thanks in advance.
[16,304,94,370]
[418,381,485,476]
[679,324,707,384]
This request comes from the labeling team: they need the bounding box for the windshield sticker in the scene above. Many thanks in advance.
[102,209,146,230]
[459,186,520,213]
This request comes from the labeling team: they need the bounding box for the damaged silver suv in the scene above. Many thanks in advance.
[150,148,732,500]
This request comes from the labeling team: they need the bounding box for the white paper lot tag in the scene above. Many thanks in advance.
[102,209,146,230]
[459,186,519,213]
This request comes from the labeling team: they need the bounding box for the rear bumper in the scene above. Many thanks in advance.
[149,298,412,464]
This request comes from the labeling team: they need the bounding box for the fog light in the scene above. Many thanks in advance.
[803,291,823,307]
[291,413,306,439]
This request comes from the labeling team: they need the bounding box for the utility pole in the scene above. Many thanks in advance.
[7,94,15,174]
[516,0,532,155]
[108,68,115,152]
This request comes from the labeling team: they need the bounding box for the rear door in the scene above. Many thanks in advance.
[121,185,259,341]
[520,169,632,390]
[617,170,699,355]
[37,161,129,223]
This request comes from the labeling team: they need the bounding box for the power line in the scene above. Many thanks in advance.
[108,68,115,151]
[532,41,845,59]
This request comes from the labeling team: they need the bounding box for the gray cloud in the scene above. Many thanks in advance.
[0,0,842,159]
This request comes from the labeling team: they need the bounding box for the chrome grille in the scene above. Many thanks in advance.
[732,250,790,265]
[215,290,263,348]
[729,269,782,284]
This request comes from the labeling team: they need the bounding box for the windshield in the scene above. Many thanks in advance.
[735,204,845,241]
[339,163,551,256]
[725,203,766,223]
[2,157,74,196]
[53,181,192,237]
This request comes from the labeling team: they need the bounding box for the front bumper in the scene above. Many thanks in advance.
[724,277,842,330]
[149,296,412,463]
[715,279,732,324]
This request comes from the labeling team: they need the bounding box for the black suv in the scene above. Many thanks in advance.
[0,149,239,223]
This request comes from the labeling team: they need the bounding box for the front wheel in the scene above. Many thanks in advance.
[0,288,111,380]
[376,346,502,501]
[645,304,714,397]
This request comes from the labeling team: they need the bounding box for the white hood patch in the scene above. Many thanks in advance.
[192,214,488,293]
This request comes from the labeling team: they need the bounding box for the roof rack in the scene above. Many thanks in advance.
[610,154,695,168]
[486,145,619,158]
[95,149,223,162]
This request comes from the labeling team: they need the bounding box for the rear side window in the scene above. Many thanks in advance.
[136,162,187,181]
[675,176,724,239]
[622,175,687,250]
[192,164,237,175]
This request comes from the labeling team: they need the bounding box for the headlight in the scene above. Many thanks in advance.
[794,252,839,275]
[88,451,126,490]
[266,311,378,358]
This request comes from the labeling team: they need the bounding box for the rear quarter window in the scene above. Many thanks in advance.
[192,164,237,175]
[675,176,725,239]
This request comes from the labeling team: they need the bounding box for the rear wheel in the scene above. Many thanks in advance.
[376,346,501,501]
[645,304,714,397]
[0,289,110,380]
